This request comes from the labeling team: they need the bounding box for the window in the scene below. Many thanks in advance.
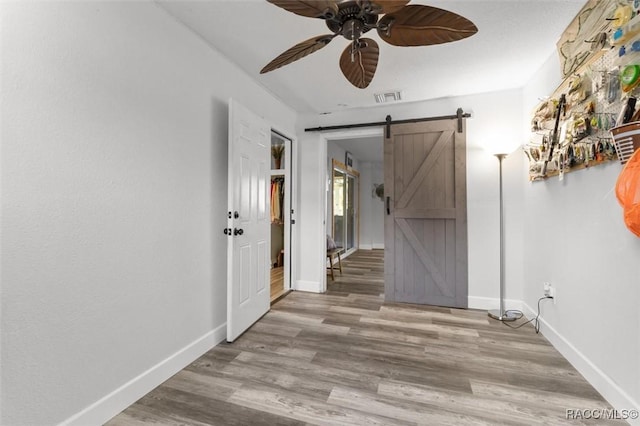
[332,161,358,252]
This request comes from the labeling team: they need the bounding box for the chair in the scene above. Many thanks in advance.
[326,235,343,280]
[327,248,343,280]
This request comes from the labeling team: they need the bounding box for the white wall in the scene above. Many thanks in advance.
[0,2,296,425]
[521,53,640,419]
[294,132,327,292]
[300,89,525,307]
[327,140,360,172]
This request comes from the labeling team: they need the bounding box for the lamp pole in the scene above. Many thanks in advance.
[488,153,517,322]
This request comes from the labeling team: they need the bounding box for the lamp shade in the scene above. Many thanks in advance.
[482,135,521,156]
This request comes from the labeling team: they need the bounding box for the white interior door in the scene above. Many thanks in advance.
[227,99,270,342]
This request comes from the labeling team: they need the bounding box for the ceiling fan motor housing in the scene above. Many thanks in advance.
[326,1,378,40]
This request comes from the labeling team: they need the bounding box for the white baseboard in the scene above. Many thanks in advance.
[468,296,523,312]
[60,323,226,426]
[358,244,384,250]
[522,303,640,425]
[294,280,321,293]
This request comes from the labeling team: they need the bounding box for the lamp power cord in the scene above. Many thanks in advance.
[501,296,553,333]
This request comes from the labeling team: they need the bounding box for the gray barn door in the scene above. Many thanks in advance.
[384,119,467,308]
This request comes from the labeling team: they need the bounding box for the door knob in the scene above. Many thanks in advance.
[223,228,232,235]
[233,228,244,236]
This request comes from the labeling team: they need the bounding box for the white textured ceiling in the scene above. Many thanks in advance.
[157,0,587,114]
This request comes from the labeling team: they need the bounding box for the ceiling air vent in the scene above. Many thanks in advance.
[374,91,402,104]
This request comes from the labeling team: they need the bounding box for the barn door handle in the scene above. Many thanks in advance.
[386,197,390,215]
[233,228,244,236]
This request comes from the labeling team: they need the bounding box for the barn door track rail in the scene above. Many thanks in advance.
[304,108,471,138]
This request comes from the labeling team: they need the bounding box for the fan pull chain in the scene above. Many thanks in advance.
[352,39,356,62]
[351,20,356,63]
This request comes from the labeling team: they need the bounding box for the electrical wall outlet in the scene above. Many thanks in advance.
[543,282,556,304]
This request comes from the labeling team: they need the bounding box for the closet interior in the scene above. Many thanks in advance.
[270,131,291,302]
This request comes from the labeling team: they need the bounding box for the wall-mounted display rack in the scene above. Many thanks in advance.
[526,0,640,181]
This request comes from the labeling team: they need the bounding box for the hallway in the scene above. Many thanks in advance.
[107,250,618,425]
[326,249,384,297]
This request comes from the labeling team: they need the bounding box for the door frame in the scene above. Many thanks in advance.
[270,128,296,294]
[319,128,383,293]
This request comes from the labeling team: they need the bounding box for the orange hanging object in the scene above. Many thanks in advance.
[615,148,640,237]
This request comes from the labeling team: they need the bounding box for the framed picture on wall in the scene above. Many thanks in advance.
[345,151,353,170]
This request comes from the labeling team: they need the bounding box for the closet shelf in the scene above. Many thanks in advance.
[270,170,285,176]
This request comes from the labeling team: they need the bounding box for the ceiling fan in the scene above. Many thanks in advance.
[261,0,478,89]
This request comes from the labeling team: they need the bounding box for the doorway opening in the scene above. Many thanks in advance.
[270,130,293,303]
[324,131,384,292]
[321,118,468,308]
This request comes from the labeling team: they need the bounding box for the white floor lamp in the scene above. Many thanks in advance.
[488,153,518,322]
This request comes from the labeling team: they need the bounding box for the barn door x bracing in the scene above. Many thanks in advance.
[227,99,270,342]
[384,119,468,308]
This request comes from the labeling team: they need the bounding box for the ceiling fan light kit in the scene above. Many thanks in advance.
[262,0,478,89]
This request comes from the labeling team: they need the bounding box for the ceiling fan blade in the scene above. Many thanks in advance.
[357,0,409,15]
[267,0,339,19]
[339,38,379,89]
[377,5,478,46]
[261,34,336,74]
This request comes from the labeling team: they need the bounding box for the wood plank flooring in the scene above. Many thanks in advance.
[270,266,285,303]
[107,249,622,425]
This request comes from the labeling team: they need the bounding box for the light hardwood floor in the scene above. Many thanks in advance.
[270,266,286,303]
[107,250,622,425]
